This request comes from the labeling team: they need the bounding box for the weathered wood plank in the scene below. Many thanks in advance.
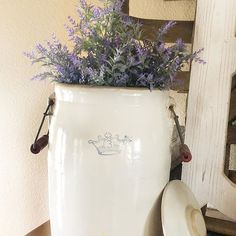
[224,144,231,176]
[205,207,236,235]
[228,126,236,144]
[229,170,236,184]
[232,75,236,91]
[129,5,192,91]
[205,216,236,235]
[122,0,192,92]
[229,90,236,123]
[172,71,190,92]
[131,17,194,43]
[122,0,129,14]
[182,0,236,219]
[205,208,236,222]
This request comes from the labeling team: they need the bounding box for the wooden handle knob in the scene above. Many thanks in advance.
[179,144,192,162]
[30,135,49,154]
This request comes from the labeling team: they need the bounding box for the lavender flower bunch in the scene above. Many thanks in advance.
[25,0,205,90]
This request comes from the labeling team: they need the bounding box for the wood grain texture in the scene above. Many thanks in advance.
[123,0,192,91]
[205,216,236,236]
[132,17,194,43]
[172,71,190,92]
[229,147,236,172]
[182,0,236,219]
[228,126,236,144]
[229,170,236,183]
[205,207,236,236]
[206,208,236,222]
[232,75,236,91]
[123,1,194,43]
[122,0,129,14]
[229,90,236,123]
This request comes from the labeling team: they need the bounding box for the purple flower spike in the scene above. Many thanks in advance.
[68,16,78,26]
[159,21,176,34]
[195,57,206,64]
[114,0,124,11]
[157,21,177,41]
[24,0,205,89]
[175,38,185,48]
[93,7,101,18]
[36,44,47,53]
[80,0,87,8]
[23,51,35,60]
[65,24,75,38]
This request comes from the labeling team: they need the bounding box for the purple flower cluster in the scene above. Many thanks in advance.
[25,0,205,90]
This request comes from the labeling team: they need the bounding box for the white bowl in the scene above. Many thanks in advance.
[162,180,207,236]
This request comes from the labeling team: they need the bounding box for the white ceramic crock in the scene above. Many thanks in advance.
[48,84,174,236]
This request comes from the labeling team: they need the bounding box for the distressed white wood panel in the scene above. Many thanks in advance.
[182,0,236,219]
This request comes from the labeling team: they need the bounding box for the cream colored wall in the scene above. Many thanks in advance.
[0,0,196,235]
[130,0,196,20]
[0,1,77,235]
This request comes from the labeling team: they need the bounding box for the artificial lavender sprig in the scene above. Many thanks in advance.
[25,0,204,90]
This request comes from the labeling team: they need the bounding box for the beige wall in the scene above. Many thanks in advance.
[0,1,77,235]
[130,0,196,20]
[0,0,195,235]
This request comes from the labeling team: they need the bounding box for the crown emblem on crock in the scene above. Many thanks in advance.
[88,132,132,156]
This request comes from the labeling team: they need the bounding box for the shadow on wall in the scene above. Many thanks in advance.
[143,193,163,236]
[26,221,51,236]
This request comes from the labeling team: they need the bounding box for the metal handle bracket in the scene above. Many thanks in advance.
[30,98,54,154]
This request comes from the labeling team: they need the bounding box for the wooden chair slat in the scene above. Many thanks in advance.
[229,90,236,123]
[228,126,236,144]
[171,71,190,92]
[131,17,194,43]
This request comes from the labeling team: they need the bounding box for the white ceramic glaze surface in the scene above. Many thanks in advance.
[161,180,207,236]
[48,84,173,236]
